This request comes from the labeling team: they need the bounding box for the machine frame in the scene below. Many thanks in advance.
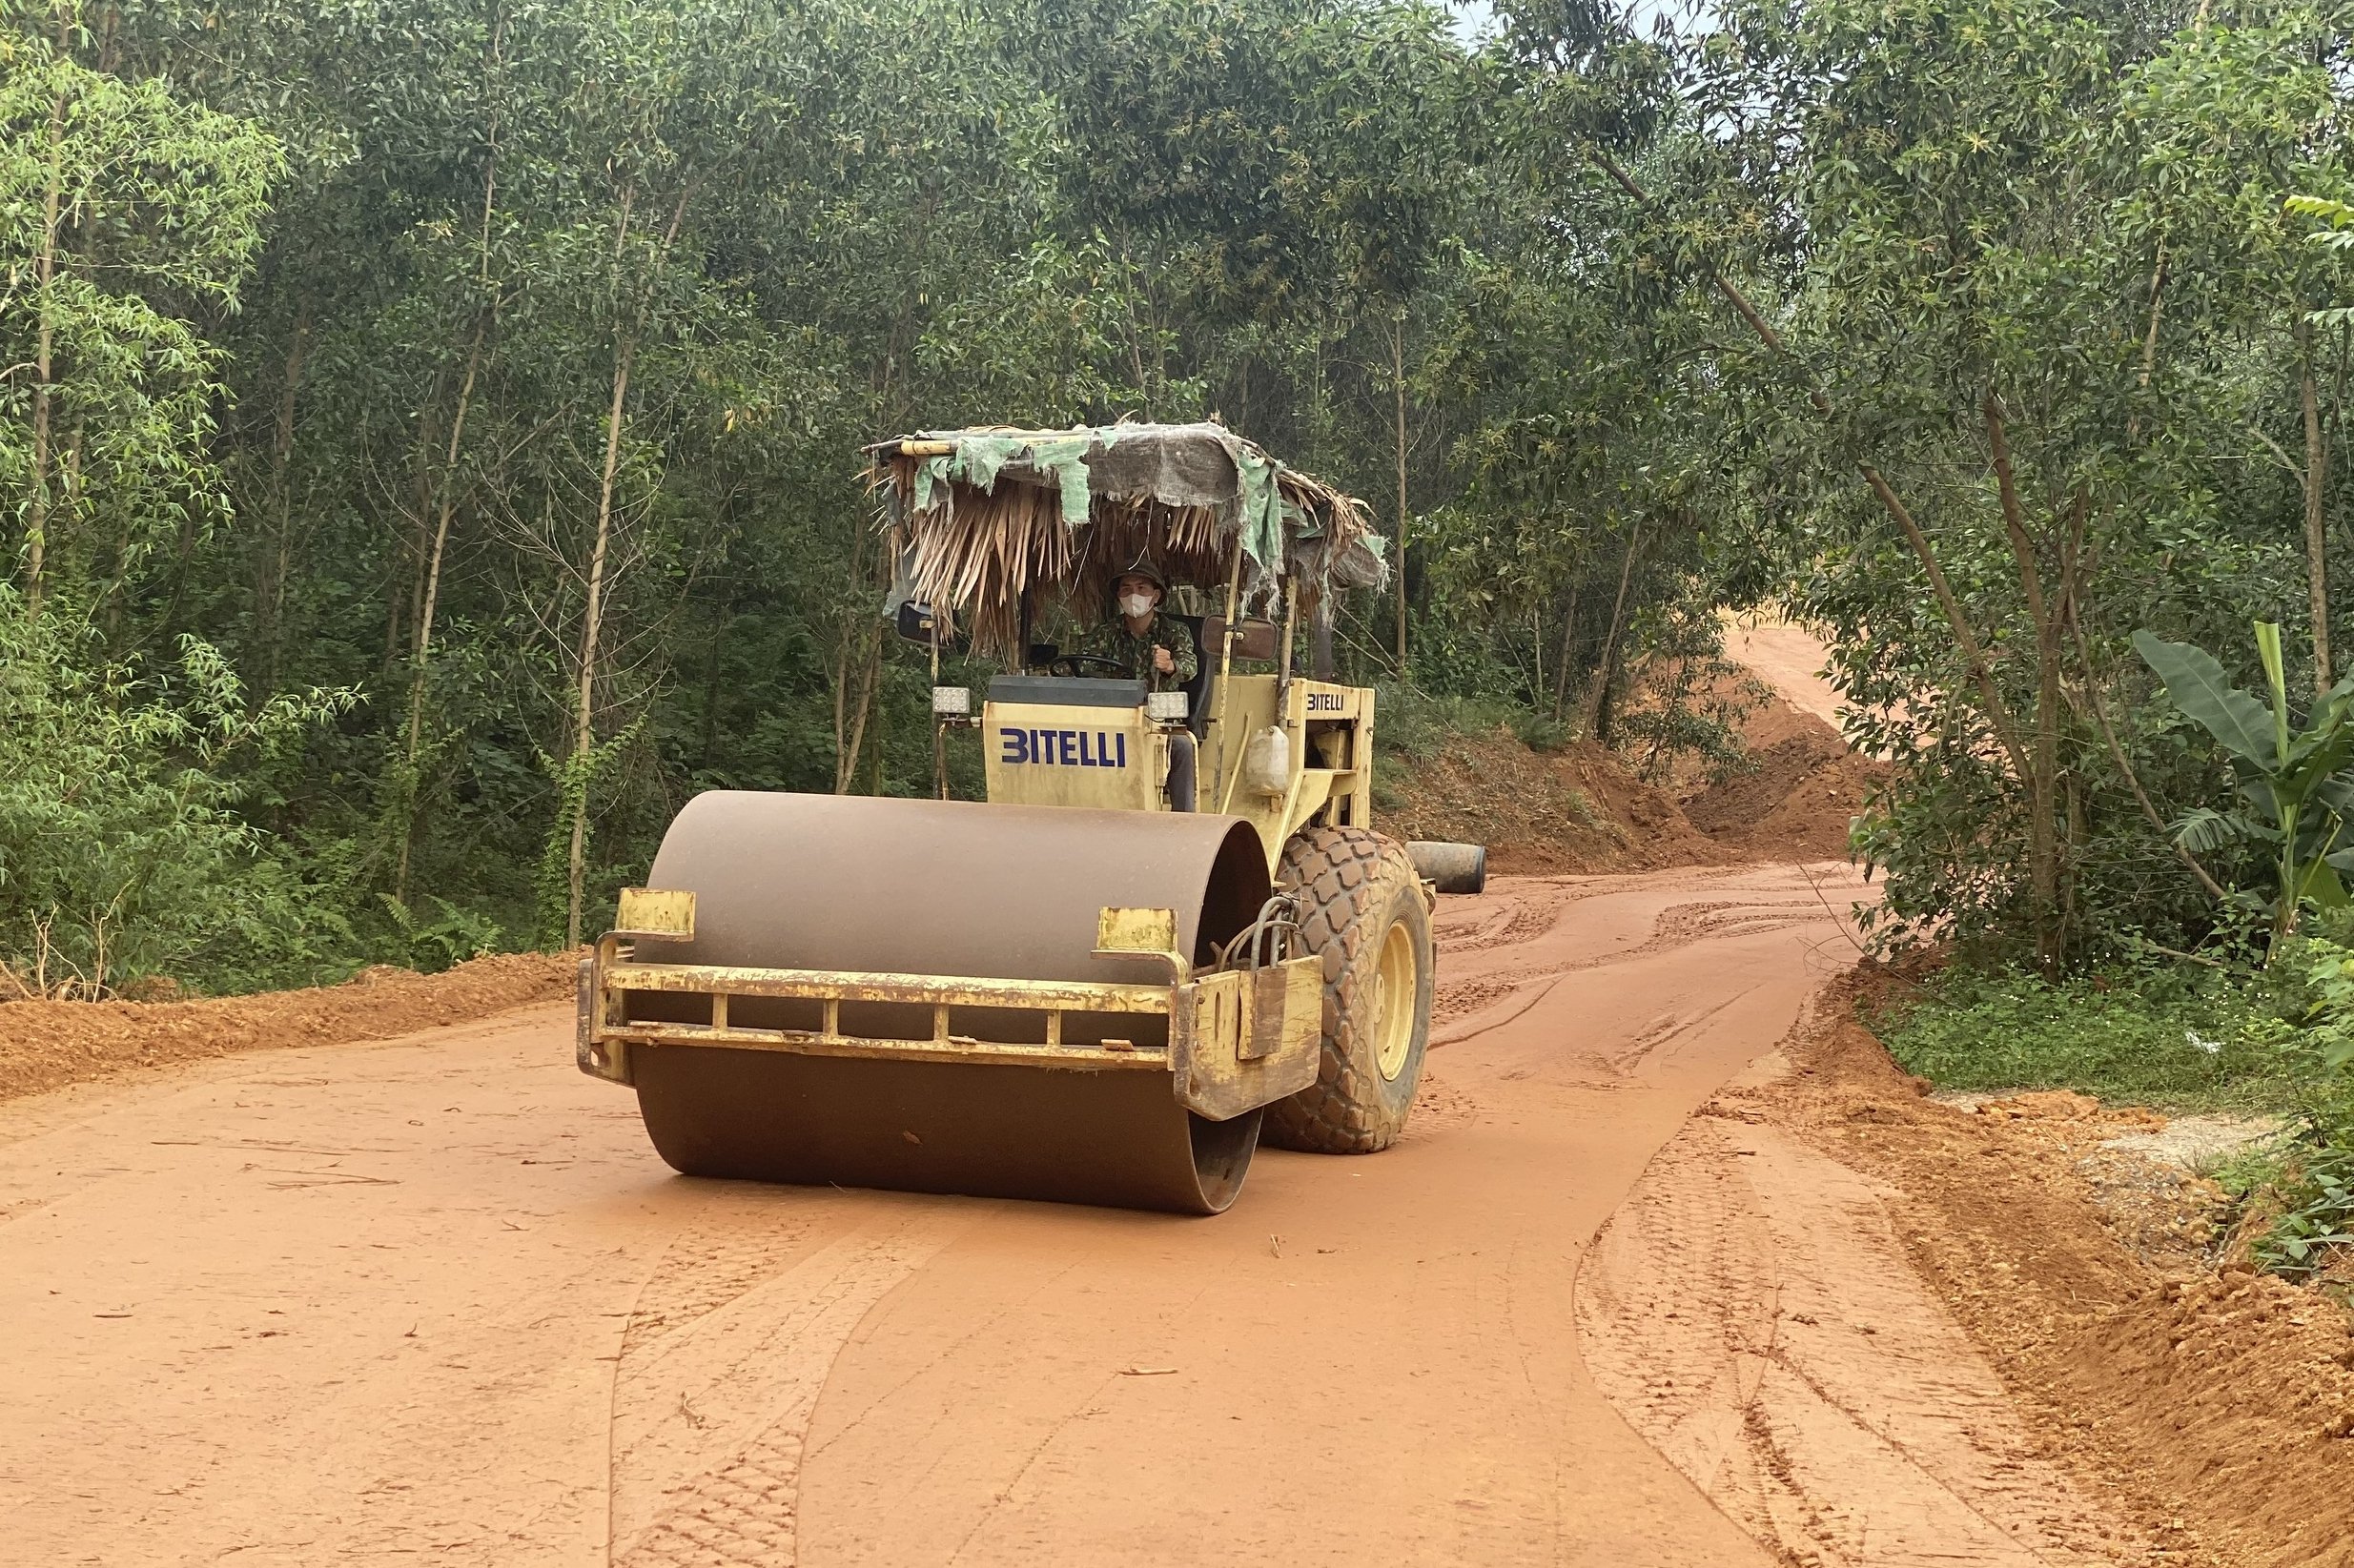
[580,894,1324,1122]
[575,423,1438,1210]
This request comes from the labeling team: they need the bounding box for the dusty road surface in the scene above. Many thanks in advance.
[5,864,1875,1566]
[1721,614,1848,734]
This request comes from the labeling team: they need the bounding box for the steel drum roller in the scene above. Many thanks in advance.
[624,792,1275,1213]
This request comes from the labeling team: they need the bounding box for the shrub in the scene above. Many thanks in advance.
[0,602,356,995]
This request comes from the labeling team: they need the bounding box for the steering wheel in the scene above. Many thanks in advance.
[1044,652,1132,678]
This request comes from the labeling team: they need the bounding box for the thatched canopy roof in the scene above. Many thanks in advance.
[867,422,1384,660]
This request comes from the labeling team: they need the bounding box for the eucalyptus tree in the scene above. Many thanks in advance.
[1033,0,1483,661]
[0,4,280,619]
[1551,0,2354,967]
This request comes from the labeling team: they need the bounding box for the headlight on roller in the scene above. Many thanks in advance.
[931,685,972,717]
[1146,690,1190,723]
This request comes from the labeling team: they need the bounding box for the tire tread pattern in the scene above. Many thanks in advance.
[1263,825,1428,1155]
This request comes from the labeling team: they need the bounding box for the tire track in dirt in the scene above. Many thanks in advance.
[1428,867,1738,955]
[1576,1041,2150,1567]
[607,1204,966,1567]
[0,859,2087,1567]
[1433,873,1838,1043]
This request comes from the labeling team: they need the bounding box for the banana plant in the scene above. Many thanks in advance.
[2134,622,2354,948]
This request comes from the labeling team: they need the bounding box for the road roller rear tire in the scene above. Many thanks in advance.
[1263,826,1434,1154]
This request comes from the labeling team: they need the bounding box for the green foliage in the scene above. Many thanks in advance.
[532,715,646,950]
[1373,680,1568,758]
[1871,962,2294,1111]
[6,0,2348,995]
[2249,1144,2354,1277]
[0,22,282,607]
[0,598,356,994]
[1633,0,2354,968]
[375,894,502,974]
[2137,622,2354,941]
[2289,194,2354,328]
[2234,935,2354,1275]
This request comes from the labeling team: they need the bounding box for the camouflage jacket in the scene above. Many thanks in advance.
[1075,614,1199,692]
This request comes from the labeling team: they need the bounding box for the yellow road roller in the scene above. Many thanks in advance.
[577,422,1481,1212]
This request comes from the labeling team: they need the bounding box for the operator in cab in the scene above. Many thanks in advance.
[1078,561,1199,811]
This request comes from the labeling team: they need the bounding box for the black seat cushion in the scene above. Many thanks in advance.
[1173,615,1214,737]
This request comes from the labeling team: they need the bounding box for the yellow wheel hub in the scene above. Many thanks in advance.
[1371,917,1419,1082]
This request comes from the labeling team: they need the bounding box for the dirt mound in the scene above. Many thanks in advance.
[1387,695,1880,871]
[1662,641,1887,859]
[1581,1076,2153,1564]
[1746,971,2354,1568]
[0,951,574,1105]
[1684,722,1885,859]
[1393,620,1880,870]
[1382,730,1732,874]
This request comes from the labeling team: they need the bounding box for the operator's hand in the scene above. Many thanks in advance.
[1153,646,1176,675]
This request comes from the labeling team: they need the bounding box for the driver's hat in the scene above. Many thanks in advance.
[1113,555,1167,592]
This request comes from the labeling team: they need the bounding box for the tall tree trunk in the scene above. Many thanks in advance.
[1581,523,1643,736]
[563,175,690,947]
[830,621,853,789]
[25,77,66,613]
[831,506,882,793]
[258,302,312,695]
[392,382,445,675]
[1390,316,1410,670]
[2301,316,2331,697]
[404,17,503,771]
[395,319,485,903]
[833,629,879,794]
[1551,578,1583,720]
[1985,394,2064,975]
[393,15,502,897]
[567,332,634,948]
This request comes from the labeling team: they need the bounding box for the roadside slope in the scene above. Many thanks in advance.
[0,951,573,1104]
[1388,622,1879,871]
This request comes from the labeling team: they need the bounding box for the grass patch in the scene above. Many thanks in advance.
[1869,964,2303,1112]
[1877,947,2354,1281]
[1373,682,1567,762]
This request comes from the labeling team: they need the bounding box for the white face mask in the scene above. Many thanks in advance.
[1118,592,1154,619]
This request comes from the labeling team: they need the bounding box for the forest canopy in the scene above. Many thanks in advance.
[0,0,2348,992]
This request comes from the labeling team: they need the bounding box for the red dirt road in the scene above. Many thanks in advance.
[7,865,1878,1565]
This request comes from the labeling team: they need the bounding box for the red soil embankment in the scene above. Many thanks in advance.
[0,952,573,1104]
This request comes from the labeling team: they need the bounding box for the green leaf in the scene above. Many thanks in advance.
[2256,621,2292,762]
[2134,630,2277,766]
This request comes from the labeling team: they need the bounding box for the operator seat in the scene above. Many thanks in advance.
[1173,614,1214,739]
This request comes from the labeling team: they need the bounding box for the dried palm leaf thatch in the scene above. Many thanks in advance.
[865,421,1382,662]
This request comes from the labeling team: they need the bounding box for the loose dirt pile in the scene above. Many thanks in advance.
[0,952,574,1105]
[1580,1073,2155,1565]
[1744,975,2354,1568]
[1683,722,1884,860]
[1675,645,1888,859]
[1383,731,1735,874]
[1386,681,1881,871]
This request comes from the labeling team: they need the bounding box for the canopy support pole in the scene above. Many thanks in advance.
[1211,541,1245,813]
